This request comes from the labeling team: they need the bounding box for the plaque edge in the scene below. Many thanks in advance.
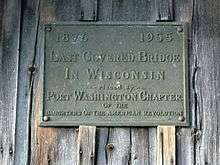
[40,22,190,127]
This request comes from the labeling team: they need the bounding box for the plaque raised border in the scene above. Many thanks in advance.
[40,22,189,127]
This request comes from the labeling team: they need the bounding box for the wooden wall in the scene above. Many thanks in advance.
[0,0,219,164]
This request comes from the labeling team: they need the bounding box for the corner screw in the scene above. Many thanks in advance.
[177,26,183,32]
[43,116,49,121]
[45,26,52,32]
[178,116,185,122]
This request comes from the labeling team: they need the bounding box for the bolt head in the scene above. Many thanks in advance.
[177,26,183,32]
[45,26,52,31]
[28,66,36,73]
[9,149,13,154]
[106,143,114,151]
[178,116,185,122]
[43,116,49,121]
[90,153,94,158]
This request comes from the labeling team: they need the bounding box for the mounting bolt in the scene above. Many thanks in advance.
[28,65,36,73]
[81,11,84,19]
[134,154,138,160]
[170,157,174,165]
[90,153,94,158]
[79,149,83,154]
[178,116,185,122]
[43,116,49,121]
[177,26,183,32]
[9,148,13,155]
[106,143,114,151]
[0,147,3,153]
[45,26,52,32]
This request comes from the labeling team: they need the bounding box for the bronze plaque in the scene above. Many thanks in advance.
[41,23,189,126]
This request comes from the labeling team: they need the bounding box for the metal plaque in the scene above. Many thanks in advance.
[41,22,189,126]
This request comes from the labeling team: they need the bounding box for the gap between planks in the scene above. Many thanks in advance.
[77,126,176,165]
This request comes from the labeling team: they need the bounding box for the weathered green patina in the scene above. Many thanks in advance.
[41,23,189,126]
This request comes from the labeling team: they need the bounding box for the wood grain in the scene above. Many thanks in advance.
[193,0,220,164]
[30,1,80,164]
[106,128,131,165]
[0,0,219,164]
[96,1,131,164]
[174,1,195,164]
[0,0,21,164]
[80,0,97,21]
[97,1,158,164]
[156,0,174,21]
[14,0,40,164]
[131,128,149,165]
[77,126,96,165]
[157,126,176,165]
[76,1,98,164]
[95,127,109,164]
[156,1,176,165]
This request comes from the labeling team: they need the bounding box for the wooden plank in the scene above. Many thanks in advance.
[30,0,58,164]
[76,1,98,164]
[0,0,21,164]
[156,0,174,21]
[14,0,40,164]
[99,0,156,22]
[156,1,176,165]
[0,0,3,33]
[192,0,220,164]
[80,0,97,21]
[95,128,109,164]
[157,126,176,165]
[97,1,158,165]
[130,1,158,165]
[30,1,81,164]
[111,0,137,21]
[131,128,149,165]
[87,1,132,164]
[31,0,97,164]
[148,128,157,165]
[176,128,194,165]
[106,128,131,164]
[97,1,143,165]
[76,126,96,165]
[174,1,195,164]
[55,128,78,165]
[56,0,81,21]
